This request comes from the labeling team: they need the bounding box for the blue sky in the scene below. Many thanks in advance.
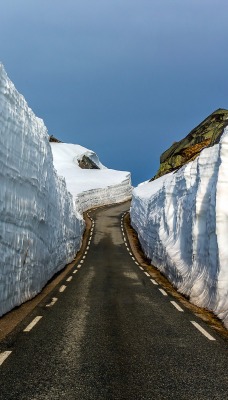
[1,0,228,185]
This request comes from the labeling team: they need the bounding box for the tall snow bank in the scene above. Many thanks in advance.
[50,143,132,212]
[0,64,84,316]
[131,130,228,328]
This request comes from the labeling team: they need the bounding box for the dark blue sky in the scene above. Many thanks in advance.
[1,1,228,185]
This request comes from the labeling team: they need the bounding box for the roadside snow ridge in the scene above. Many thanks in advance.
[131,130,228,328]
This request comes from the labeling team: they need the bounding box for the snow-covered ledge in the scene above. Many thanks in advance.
[50,143,132,212]
[131,129,228,328]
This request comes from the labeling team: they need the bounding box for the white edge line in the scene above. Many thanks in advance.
[46,297,58,307]
[73,269,78,274]
[159,288,168,296]
[170,301,184,312]
[23,316,43,332]
[150,279,158,285]
[0,351,12,366]
[190,321,216,341]
[144,272,150,277]
[59,285,67,293]
[66,276,73,282]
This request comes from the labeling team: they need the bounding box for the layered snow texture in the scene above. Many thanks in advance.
[131,130,228,328]
[50,143,132,212]
[0,64,84,316]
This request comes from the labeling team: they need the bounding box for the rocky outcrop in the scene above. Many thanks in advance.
[152,108,228,180]
[78,155,100,169]
[49,135,62,143]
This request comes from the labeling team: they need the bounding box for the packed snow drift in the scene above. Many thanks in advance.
[131,130,228,328]
[0,63,131,316]
[50,143,132,212]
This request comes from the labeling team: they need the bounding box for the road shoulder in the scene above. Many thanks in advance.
[124,212,228,340]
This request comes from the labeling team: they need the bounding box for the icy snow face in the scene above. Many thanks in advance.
[131,131,228,328]
[50,143,132,212]
[0,64,84,316]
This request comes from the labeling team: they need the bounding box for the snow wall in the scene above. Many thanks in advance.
[74,178,132,213]
[131,129,228,328]
[0,64,84,316]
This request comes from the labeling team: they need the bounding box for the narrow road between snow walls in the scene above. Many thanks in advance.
[0,202,227,400]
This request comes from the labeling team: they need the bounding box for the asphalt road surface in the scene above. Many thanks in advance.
[0,202,227,399]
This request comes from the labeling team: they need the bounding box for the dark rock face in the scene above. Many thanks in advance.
[78,155,100,169]
[49,135,62,143]
[152,108,228,180]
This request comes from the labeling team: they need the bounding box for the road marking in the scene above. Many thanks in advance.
[84,251,88,255]
[78,264,82,268]
[127,247,130,251]
[86,246,89,250]
[190,321,216,341]
[150,279,158,285]
[66,276,73,282]
[0,351,12,366]
[144,272,150,277]
[59,285,67,293]
[139,266,144,270]
[170,301,184,312]
[132,257,135,261]
[129,252,132,256]
[46,297,58,307]
[73,270,78,274]
[24,316,43,332]
[124,238,127,242]
[135,261,139,266]
[159,288,168,296]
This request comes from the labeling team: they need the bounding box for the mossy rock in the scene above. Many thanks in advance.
[152,108,228,180]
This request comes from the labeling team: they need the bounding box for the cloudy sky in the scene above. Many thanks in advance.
[1,0,228,184]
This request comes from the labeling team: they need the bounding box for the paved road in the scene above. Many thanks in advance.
[0,202,227,399]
